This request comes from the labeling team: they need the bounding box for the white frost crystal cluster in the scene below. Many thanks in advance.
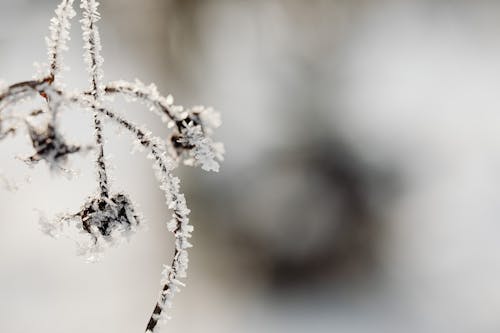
[106,80,225,172]
[106,79,175,123]
[46,0,76,82]
[0,1,223,332]
[177,118,224,172]
[81,0,105,98]
[76,193,140,239]
[65,192,141,260]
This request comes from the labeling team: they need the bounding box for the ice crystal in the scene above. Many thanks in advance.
[0,1,223,331]
[81,0,104,99]
[192,105,222,134]
[176,120,223,172]
[106,79,176,123]
[46,0,76,82]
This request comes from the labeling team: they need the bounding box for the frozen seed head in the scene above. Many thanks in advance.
[77,192,140,241]
[54,192,141,262]
[26,123,82,169]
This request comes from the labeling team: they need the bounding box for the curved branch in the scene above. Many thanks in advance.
[66,93,192,333]
[0,79,49,111]
[0,78,70,123]
[105,80,179,124]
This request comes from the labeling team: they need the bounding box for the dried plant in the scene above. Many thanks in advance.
[0,0,224,331]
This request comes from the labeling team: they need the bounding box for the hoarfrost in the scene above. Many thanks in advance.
[0,0,224,330]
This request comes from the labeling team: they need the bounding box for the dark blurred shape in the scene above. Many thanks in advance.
[199,139,391,290]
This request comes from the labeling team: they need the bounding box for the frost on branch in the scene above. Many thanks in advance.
[104,80,225,172]
[173,107,225,172]
[0,0,223,331]
[46,0,76,81]
[175,120,219,171]
[81,0,104,98]
[106,80,175,123]
[81,0,110,199]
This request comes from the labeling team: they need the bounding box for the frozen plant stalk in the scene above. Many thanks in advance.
[0,1,224,332]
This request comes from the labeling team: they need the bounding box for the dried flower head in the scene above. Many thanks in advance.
[77,192,140,240]
[0,0,223,331]
[26,123,81,169]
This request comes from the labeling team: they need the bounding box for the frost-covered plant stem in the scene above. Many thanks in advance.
[47,0,76,81]
[46,0,75,126]
[67,92,193,331]
[105,80,178,124]
[0,0,223,331]
[81,0,109,197]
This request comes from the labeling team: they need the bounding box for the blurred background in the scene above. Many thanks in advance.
[2,0,500,332]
